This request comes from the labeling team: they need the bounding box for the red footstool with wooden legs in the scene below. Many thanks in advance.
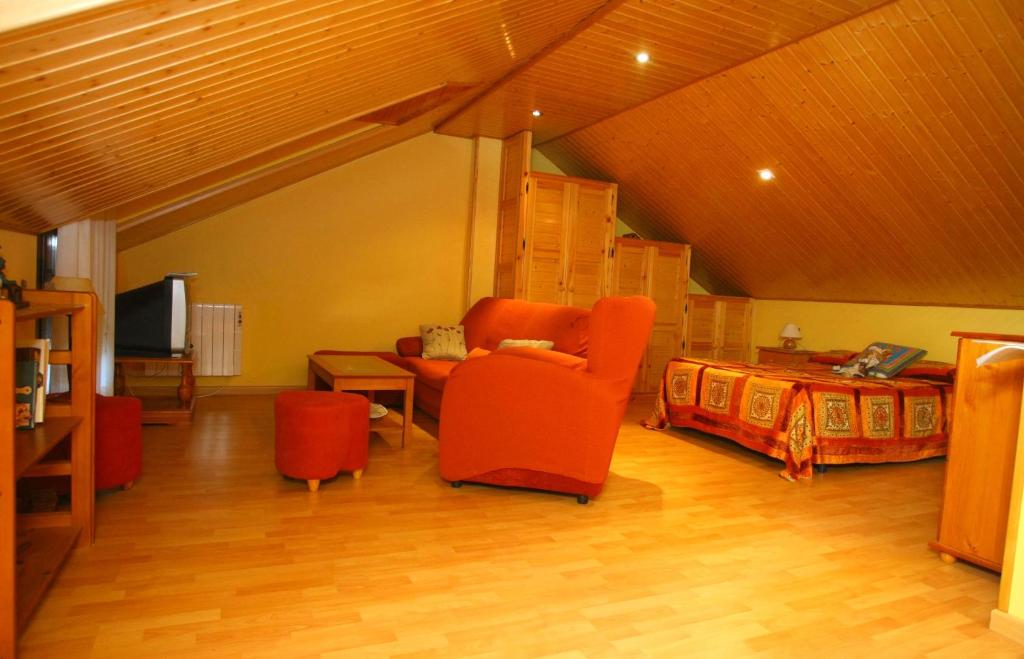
[275,391,369,492]
[95,394,143,491]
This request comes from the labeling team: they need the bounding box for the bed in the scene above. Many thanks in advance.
[646,356,954,480]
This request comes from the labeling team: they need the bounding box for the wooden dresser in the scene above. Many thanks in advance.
[931,331,1024,571]
[756,346,818,365]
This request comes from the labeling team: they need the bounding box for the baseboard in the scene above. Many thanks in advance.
[990,609,1024,646]
[127,385,303,397]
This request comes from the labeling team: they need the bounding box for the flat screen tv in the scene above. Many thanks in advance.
[114,276,189,357]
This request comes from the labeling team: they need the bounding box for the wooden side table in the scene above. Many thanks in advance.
[307,354,415,448]
[756,346,819,365]
[114,355,195,424]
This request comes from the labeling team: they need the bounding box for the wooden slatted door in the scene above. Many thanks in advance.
[684,294,753,361]
[565,181,616,309]
[718,298,753,361]
[644,243,690,393]
[612,241,651,391]
[683,295,720,359]
[522,175,571,304]
[610,238,691,394]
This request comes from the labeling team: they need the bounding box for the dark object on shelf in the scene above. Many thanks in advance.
[14,347,40,429]
[0,254,28,309]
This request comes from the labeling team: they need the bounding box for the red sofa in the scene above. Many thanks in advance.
[388,297,591,419]
[438,296,656,502]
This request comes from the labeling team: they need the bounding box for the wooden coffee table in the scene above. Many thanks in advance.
[306,354,415,448]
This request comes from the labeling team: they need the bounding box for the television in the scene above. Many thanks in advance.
[114,276,189,357]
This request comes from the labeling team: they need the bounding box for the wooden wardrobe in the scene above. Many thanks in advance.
[494,132,616,310]
[610,239,691,394]
[684,294,753,362]
[496,173,616,308]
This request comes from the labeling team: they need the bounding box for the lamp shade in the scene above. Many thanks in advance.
[779,323,802,339]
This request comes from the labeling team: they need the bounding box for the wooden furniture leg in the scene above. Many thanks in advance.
[353,469,363,479]
[402,380,414,448]
[114,362,125,395]
[307,479,320,492]
[307,362,317,390]
[177,362,194,408]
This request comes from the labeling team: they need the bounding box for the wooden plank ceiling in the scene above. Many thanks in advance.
[2,0,1021,308]
[439,0,890,143]
[538,0,1024,307]
[0,0,611,245]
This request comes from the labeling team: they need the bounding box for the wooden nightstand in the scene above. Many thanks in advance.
[756,346,818,365]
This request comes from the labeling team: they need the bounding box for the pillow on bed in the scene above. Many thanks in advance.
[834,342,926,379]
[899,360,956,382]
[808,351,857,366]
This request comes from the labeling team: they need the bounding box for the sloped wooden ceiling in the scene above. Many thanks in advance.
[537,0,1024,308]
[439,0,890,143]
[0,0,613,246]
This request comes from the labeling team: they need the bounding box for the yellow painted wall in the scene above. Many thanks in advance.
[753,299,1024,363]
[118,133,494,387]
[0,229,37,286]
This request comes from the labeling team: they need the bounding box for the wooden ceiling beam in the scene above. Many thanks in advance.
[435,0,630,136]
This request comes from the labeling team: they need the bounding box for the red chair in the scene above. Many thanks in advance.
[438,296,656,503]
[275,391,369,492]
[95,395,143,490]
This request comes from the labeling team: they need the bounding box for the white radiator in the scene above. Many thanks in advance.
[189,304,243,376]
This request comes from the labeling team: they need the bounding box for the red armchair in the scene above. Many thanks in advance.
[438,296,656,503]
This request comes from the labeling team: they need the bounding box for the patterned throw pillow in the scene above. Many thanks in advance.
[497,339,555,351]
[420,324,468,361]
[834,342,926,379]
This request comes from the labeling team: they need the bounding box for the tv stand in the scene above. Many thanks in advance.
[113,355,195,424]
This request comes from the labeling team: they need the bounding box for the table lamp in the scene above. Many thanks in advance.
[780,323,802,350]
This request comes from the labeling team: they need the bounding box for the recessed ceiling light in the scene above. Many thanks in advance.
[531,109,542,117]
[635,51,650,64]
[758,168,775,181]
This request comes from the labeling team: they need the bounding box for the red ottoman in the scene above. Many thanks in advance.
[275,391,369,492]
[96,395,143,491]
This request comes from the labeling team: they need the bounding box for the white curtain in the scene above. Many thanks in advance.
[54,220,116,395]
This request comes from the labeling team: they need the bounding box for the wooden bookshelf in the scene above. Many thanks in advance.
[1,290,96,657]
[13,417,82,477]
[15,526,81,632]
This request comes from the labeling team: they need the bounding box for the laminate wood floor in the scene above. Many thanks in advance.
[20,395,1024,657]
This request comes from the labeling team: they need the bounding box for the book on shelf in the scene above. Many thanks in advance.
[15,346,40,429]
[15,338,50,424]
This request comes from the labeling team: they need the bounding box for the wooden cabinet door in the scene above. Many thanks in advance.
[718,298,752,361]
[644,244,689,391]
[522,175,570,304]
[564,181,615,309]
[684,295,719,359]
[610,241,647,296]
[611,241,650,389]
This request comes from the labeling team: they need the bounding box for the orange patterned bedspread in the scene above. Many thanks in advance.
[646,357,952,480]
